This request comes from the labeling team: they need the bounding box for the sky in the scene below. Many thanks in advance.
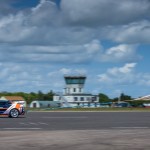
[0,0,150,98]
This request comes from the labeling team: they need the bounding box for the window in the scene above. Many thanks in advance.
[73,88,76,92]
[79,88,82,92]
[80,97,84,101]
[74,97,78,101]
[86,97,91,101]
[0,102,6,107]
[92,97,96,102]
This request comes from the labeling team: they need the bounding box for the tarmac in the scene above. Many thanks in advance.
[1,111,150,150]
[1,129,150,150]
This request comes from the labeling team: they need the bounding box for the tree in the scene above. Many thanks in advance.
[43,90,54,101]
[37,90,44,100]
[99,93,110,103]
[120,93,132,101]
[112,93,132,102]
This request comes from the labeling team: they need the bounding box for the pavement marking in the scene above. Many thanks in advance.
[38,122,49,125]
[19,122,49,126]
[29,122,38,125]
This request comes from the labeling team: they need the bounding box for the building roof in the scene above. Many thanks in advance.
[2,96,25,101]
[134,95,150,100]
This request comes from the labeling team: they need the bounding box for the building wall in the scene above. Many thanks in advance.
[53,95,99,103]
[64,84,84,94]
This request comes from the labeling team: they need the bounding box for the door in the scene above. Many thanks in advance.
[33,103,37,108]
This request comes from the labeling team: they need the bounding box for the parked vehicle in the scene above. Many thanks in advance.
[0,100,25,118]
[113,102,130,108]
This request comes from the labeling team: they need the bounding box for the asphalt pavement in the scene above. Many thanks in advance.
[1,112,150,150]
[1,111,150,130]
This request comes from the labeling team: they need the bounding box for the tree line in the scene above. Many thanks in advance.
[99,93,132,103]
[0,90,54,104]
[0,91,149,107]
[0,91,131,104]
[99,93,150,107]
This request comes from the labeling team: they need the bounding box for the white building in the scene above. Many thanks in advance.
[30,101,61,108]
[53,75,99,108]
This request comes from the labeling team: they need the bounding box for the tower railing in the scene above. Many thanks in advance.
[55,92,72,108]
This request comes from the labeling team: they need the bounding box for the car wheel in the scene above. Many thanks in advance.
[9,108,19,118]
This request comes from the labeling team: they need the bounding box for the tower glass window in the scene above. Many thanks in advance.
[65,76,86,84]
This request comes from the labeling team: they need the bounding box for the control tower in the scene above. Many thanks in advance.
[53,75,99,108]
[64,75,86,95]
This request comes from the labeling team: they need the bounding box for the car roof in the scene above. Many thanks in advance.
[0,100,10,103]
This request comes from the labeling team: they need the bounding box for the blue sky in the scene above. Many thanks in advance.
[0,0,150,98]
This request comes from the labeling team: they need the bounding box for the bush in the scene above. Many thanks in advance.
[128,100,150,107]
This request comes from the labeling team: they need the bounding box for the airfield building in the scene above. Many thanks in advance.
[53,75,99,107]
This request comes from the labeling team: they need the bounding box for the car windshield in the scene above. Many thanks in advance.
[0,101,11,107]
[0,102,7,107]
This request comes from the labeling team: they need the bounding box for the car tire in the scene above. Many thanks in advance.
[9,108,19,118]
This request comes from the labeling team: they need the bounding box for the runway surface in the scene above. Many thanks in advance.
[1,112,150,150]
[1,111,150,130]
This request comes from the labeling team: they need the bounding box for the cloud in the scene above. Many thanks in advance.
[98,63,137,84]
[0,40,103,64]
[0,0,147,83]
[0,0,146,65]
[48,68,87,77]
[108,63,137,75]
[0,0,150,98]
[97,63,150,88]
[99,44,141,63]
[0,0,150,45]
[0,62,63,92]
[0,0,17,17]
[61,0,150,26]
[105,21,150,44]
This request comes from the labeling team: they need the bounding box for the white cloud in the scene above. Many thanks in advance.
[99,44,141,62]
[0,0,150,46]
[48,68,87,77]
[97,63,150,90]
[104,21,150,44]
[98,63,137,84]
[0,0,146,65]
[97,74,112,83]
[0,39,103,63]
[0,63,44,91]
[84,40,103,54]
[108,63,137,75]
[119,63,137,74]
[59,68,71,74]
